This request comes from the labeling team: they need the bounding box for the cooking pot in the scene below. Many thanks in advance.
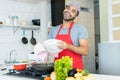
[14,63,27,71]
[32,19,40,26]
[31,62,54,72]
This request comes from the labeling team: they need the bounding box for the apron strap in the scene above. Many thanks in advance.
[68,22,74,33]
[56,22,74,36]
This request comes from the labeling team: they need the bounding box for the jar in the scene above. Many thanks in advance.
[12,16,19,25]
[6,16,13,25]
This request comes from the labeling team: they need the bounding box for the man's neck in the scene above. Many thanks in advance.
[62,20,73,28]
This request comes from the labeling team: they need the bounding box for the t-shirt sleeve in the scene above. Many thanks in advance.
[79,26,88,40]
[48,26,60,39]
[48,28,54,39]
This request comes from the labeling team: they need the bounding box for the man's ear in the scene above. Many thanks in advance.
[74,16,78,22]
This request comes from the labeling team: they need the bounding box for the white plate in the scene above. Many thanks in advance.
[42,39,63,54]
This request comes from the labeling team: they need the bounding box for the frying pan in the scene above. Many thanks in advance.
[31,62,54,72]
[30,30,36,45]
[21,29,28,44]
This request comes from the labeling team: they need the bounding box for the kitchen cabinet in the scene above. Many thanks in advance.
[108,0,120,42]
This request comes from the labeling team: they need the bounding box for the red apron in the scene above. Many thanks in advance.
[55,22,83,69]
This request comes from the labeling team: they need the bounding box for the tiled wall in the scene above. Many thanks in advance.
[0,0,41,24]
[0,0,51,64]
[66,0,96,73]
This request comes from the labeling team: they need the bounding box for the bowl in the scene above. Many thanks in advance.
[42,39,63,54]
[14,63,27,70]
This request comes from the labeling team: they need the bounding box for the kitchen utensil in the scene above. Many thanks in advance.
[30,30,36,45]
[0,21,3,24]
[14,63,27,71]
[21,29,28,44]
[31,62,54,72]
[42,39,63,54]
[32,19,40,26]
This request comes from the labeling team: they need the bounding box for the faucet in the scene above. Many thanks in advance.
[9,50,17,63]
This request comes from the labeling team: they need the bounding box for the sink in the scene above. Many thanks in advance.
[0,61,19,71]
[5,61,19,66]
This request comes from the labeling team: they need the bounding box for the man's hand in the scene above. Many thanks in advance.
[57,41,68,50]
[57,39,89,56]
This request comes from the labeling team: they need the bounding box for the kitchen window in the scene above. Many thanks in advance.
[108,0,120,42]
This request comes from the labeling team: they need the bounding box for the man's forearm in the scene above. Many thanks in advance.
[67,43,88,56]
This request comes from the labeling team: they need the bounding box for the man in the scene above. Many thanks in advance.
[48,2,89,69]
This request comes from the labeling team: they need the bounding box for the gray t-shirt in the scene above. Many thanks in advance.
[48,24,88,46]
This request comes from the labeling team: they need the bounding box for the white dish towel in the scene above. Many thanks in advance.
[34,39,63,62]
[34,42,48,62]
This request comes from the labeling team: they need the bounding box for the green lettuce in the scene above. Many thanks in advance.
[54,56,73,80]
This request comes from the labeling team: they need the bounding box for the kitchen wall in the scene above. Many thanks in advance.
[66,0,96,73]
[99,0,109,42]
[0,0,51,64]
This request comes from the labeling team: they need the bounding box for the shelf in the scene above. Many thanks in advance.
[0,24,40,30]
[20,25,40,30]
[0,24,19,27]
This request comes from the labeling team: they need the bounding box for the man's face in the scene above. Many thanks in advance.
[63,5,78,22]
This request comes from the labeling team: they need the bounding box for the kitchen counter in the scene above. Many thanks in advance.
[0,75,38,80]
[0,69,39,80]
[93,74,120,80]
[1,71,120,80]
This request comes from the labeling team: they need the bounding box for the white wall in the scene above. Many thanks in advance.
[0,0,51,64]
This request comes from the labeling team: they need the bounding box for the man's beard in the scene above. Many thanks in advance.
[63,11,76,22]
[64,17,76,21]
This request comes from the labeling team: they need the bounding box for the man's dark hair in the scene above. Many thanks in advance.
[76,11,79,16]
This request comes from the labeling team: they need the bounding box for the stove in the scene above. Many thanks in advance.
[6,66,52,80]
